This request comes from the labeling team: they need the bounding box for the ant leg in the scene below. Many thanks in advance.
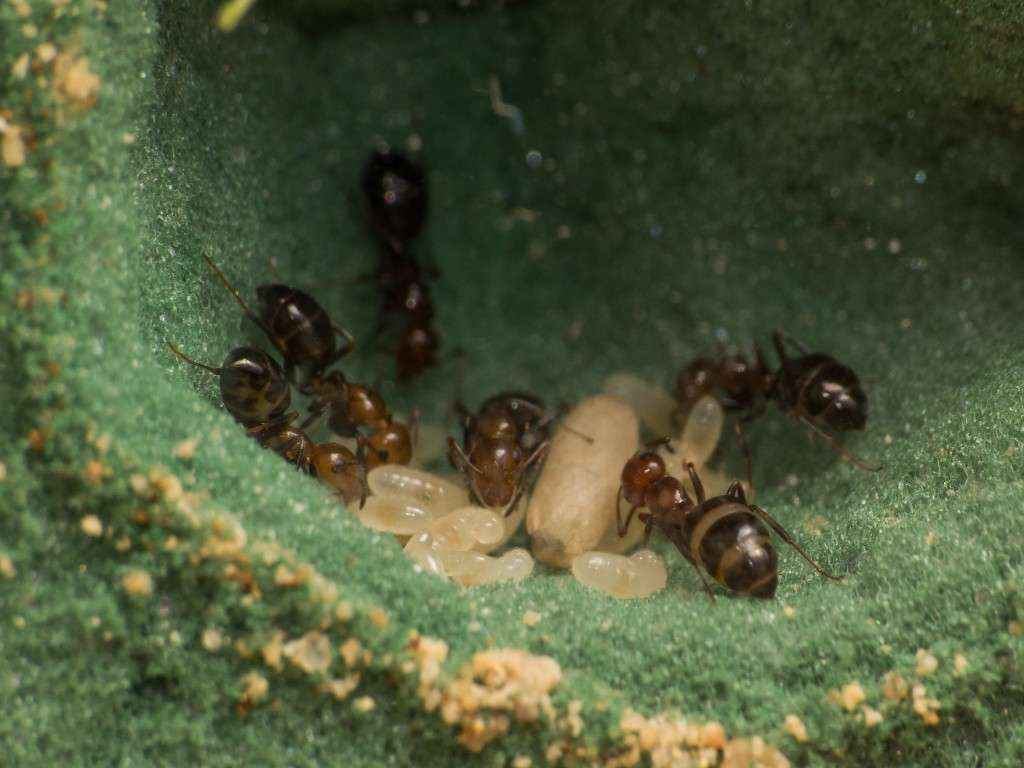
[502,441,550,518]
[798,416,882,472]
[167,343,221,375]
[734,420,754,495]
[330,324,357,360]
[748,504,842,582]
[685,462,706,504]
[771,330,790,365]
[646,435,675,453]
[267,256,283,282]
[446,437,481,474]
[615,485,641,537]
[776,329,811,355]
[551,403,594,444]
[202,254,286,358]
[408,407,421,453]
[726,482,746,503]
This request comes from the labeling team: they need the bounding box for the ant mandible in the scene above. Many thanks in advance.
[676,329,880,489]
[617,448,841,600]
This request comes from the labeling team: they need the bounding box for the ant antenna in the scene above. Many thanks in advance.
[167,342,220,375]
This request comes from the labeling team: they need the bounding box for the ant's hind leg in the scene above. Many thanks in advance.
[684,462,706,504]
[733,420,754,496]
[799,416,882,472]
[749,503,842,582]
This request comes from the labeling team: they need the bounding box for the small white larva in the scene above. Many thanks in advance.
[571,549,667,599]
[526,394,641,568]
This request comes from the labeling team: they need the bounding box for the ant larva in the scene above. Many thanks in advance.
[617,452,840,600]
[676,329,880,488]
[202,253,355,390]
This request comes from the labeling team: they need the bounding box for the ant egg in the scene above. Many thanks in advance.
[527,395,640,568]
[440,548,535,586]
[602,372,677,437]
[367,465,470,514]
[355,494,443,535]
[571,549,667,599]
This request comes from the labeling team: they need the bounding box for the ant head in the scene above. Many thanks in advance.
[475,410,517,442]
[360,151,427,244]
[809,376,868,431]
[643,476,692,518]
[676,357,716,403]
[312,442,366,506]
[725,528,778,599]
[365,422,413,469]
[468,438,522,509]
[620,450,666,507]
[347,384,389,426]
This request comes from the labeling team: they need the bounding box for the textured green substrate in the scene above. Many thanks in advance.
[2,0,1024,765]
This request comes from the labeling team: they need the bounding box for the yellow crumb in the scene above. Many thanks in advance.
[202,628,223,652]
[283,631,333,674]
[122,132,137,144]
[1,119,27,167]
[340,638,363,668]
[148,468,183,502]
[862,706,883,727]
[14,616,26,629]
[0,461,6,482]
[721,737,790,768]
[0,555,15,579]
[838,682,865,712]
[35,42,57,63]
[21,23,37,38]
[11,0,30,18]
[352,696,376,713]
[89,616,101,628]
[129,474,150,496]
[320,674,360,700]
[261,631,285,670]
[915,649,938,677]
[911,684,940,726]
[11,53,29,80]
[782,714,807,742]
[80,515,103,537]
[173,437,200,459]
[953,653,968,675]
[782,605,796,619]
[368,607,390,630]
[121,569,153,597]
[114,536,131,552]
[522,610,542,627]
[53,53,101,108]
[1009,620,1022,637]
[335,601,354,622]
[512,756,533,768]
[239,671,268,709]
[83,460,107,485]
[700,722,727,750]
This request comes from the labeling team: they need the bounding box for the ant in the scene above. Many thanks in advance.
[360,150,441,380]
[617,448,841,600]
[675,329,879,489]
[302,371,418,470]
[202,253,356,391]
[360,149,428,255]
[446,392,555,515]
[167,343,368,506]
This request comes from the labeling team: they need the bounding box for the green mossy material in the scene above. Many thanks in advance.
[2,0,1024,765]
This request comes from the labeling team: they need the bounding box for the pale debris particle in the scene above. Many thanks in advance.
[0,555,15,579]
[216,0,258,32]
[368,606,390,630]
[782,714,807,742]
[149,467,183,502]
[238,671,268,710]
[202,628,224,652]
[721,737,790,768]
[83,460,107,485]
[122,569,153,597]
[862,706,883,727]
[173,437,200,459]
[407,633,449,712]
[782,605,796,620]
[21,23,37,38]
[0,461,5,481]
[122,132,137,144]
[261,630,285,670]
[11,0,31,18]
[335,601,354,622]
[617,708,729,767]
[512,756,532,768]
[881,672,908,702]
[911,684,940,726]
[11,53,29,79]
[340,638,363,668]
[53,53,101,107]
[1009,620,1022,637]
[283,631,333,675]
[837,682,865,712]
[128,473,150,496]
[915,649,938,677]
[274,563,312,587]
[1,119,27,167]
[35,42,57,63]
[80,515,103,537]
[353,695,376,713]
[114,536,131,552]
[319,674,360,701]
[441,649,561,752]
[13,616,27,629]
[953,653,968,675]
[522,610,542,627]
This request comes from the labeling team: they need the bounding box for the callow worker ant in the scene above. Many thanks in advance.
[675,329,880,490]
[617,446,841,600]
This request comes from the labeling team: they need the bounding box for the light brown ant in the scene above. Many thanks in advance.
[676,329,879,488]
[617,448,840,600]
[202,254,355,390]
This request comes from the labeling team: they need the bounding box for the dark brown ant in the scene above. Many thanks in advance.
[447,392,554,515]
[168,343,369,506]
[373,245,440,380]
[167,343,314,471]
[302,372,418,470]
[202,254,355,390]
[617,451,840,600]
[360,149,428,254]
[676,329,879,487]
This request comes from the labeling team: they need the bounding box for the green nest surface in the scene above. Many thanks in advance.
[3,0,1024,765]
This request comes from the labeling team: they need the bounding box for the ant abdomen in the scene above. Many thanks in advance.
[685,499,779,599]
[218,346,291,426]
[785,356,868,432]
[256,284,338,379]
